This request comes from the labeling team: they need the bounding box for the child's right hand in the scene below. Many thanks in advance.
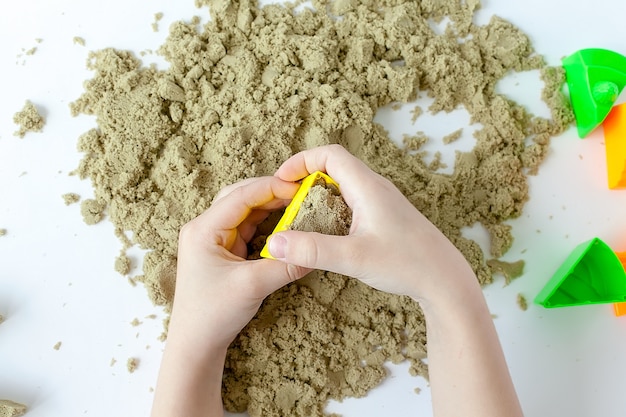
[268,144,477,307]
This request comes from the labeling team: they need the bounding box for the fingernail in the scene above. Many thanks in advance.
[268,234,287,259]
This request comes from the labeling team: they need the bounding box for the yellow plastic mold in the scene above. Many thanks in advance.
[260,171,339,259]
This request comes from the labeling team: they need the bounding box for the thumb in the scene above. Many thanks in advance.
[268,231,359,276]
[246,259,311,296]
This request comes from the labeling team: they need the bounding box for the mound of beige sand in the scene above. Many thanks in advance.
[70,0,573,415]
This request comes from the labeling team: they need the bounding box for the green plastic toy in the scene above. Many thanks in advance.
[535,238,626,308]
[562,48,626,138]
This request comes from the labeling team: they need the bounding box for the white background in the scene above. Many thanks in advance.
[1,1,626,416]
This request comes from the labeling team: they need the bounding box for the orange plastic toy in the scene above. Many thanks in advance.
[603,103,626,189]
[614,302,626,316]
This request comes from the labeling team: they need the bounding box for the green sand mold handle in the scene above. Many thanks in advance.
[562,48,626,138]
[535,238,626,308]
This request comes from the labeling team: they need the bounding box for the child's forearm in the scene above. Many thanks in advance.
[419,274,523,417]
[151,333,227,417]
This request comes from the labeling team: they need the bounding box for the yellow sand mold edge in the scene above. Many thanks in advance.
[260,171,339,259]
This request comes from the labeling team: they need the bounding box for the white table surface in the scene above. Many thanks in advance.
[1,1,626,416]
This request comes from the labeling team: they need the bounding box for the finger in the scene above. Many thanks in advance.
[274,144,350,181]
[197,177,299,232]
[230,234,249,259]
[237,209,272,243]
[274,144,379,206]
[267,230,366,279]
[214,179,295,210]
[212,177,264,204]
[240,259,312,298]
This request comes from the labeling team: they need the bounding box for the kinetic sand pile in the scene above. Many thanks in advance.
[70,0,573,415]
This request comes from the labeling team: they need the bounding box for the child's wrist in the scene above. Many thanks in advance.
[166,313,232,360]
[164,329,229,370]
[414,274,485,318]
[409,263,482,308]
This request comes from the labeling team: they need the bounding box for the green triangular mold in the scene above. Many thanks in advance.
[535,238,626,308]
[563,48,626,138]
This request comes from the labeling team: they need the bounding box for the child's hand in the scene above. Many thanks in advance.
[269,146,524,417]
[268,144,475,305]
[169,176,310,352]
[153,176,311,417]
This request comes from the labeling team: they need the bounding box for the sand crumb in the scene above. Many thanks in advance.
[115,253,131,276]
[130,318,142,327]
[62,193,81,205]
[152,12,164,32]
[517,293,528,311]
[0,229,6,237]
[0,400,27,417]
[443,128,463,144]
[69,0,573,415]
[53,341,62,350]
[80,199,105,225]
[13,101,45,138]
[110,358,117,367]
[410,106,423,124]
[127,357,138,373]
[73,36,86,46]
[403,132,429,152]
[487,259,525,285]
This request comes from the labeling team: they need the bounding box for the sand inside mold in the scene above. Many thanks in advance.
[289,180,352,236]
[69,0,573,415]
